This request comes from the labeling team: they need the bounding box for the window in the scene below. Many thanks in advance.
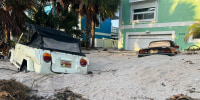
[130,0,157,22]
[193,33,200,39]
[133,7,155,20]
[95,14,100,28]
[188,34,200,43]
[43,37,80,53]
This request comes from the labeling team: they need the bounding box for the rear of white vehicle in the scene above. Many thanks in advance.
[10,24,89,74]
[37,50,88,74]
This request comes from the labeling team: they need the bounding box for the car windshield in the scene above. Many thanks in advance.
[149,41,171,48]
[43,37,80,53]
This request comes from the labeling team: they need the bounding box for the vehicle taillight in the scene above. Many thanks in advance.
[43,53,51,62]
[80,58,87,67]
[176,45,179,48]
[139,50,147,54]
[161,49,171,53]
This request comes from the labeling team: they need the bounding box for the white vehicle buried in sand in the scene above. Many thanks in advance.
[9,24,89,74]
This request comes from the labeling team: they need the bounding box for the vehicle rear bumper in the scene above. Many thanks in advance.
[34,62,88,74]
[138,53,176,57]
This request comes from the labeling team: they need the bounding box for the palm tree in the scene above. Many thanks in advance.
[0,0,33,43]
[79,0,120,49]
[184,21,200,42]
[30,0,82,37]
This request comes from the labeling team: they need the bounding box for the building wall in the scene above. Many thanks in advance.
[119,0,200,50]
[81,16,111,39]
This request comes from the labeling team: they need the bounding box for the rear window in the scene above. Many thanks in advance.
[43,37,80,53]
[149,41,171,47]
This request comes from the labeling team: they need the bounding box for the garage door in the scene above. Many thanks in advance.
[128,34,172,51]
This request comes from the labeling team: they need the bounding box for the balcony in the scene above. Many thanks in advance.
[111,27,118,33]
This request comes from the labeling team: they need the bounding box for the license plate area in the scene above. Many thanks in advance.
[60,60,71,68]
[150,49,158,54]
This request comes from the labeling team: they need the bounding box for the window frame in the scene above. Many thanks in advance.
[95,14,100,28]
[193,33,200,39]
[130,0,158,23]
[188,34,200,43]
[133,7,156,22]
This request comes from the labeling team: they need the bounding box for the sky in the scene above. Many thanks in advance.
[111,11,119,28]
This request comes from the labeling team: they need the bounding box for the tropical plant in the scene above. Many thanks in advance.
[184,21,200,42]
[30,0,82,37]
[59,9,82,37]
[0,0,33,43]
[79,0,120,49]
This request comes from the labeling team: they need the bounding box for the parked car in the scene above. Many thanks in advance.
[9,24,89,74]
[138,40,179,57]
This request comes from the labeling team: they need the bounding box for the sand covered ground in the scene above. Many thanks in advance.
[0,49,200,100]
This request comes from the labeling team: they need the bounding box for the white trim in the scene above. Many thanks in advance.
[188,34,200,43]
[125,31,175,50]
[129,0,145,3]
[155,0,158,22]
[95,32,111,36]
[121,21,194,29]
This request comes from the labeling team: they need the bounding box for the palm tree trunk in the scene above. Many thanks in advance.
[4,4,10,43]
[4,27,10,43]
[85,13,92,49]
[91,21,95,48]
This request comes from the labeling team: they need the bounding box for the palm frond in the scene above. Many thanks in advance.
[185,22,200,42]
[184,29,195,42]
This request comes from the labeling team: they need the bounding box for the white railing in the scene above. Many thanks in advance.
[94,38,118,48]
[111,27,119,33]
[129,0,145,3]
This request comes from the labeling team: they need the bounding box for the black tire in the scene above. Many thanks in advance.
[21,64,28,73]
[0,55,4,59]
[8,52,11,59]
[88,71,93,74]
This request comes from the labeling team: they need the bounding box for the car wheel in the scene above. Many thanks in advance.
[21,64,28,73]
[0,55,4,59]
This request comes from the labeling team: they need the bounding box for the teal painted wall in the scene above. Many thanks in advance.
[121,0,195,25]
[120,0,200,50]
[158,0,195,23]
[121,0,131,25]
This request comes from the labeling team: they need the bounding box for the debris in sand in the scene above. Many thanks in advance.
[0,79,88,100]
[184,60,194,64]
[186,88,200,93]
[53,88,88,100]
[167,94,199,100]
[161,82,166,87]
[0,79,31,100]
[103,49,108,51]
